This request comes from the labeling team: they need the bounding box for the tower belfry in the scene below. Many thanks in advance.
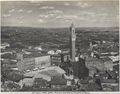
[70,23,76,61]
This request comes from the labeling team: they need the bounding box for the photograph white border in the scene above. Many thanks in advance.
[0,0,119,94]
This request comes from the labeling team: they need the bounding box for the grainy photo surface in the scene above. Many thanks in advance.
[1,0,119,92]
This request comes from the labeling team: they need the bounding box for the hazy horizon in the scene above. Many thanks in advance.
[2,25,119,28]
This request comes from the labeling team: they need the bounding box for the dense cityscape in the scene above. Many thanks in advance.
[1,24,119,91]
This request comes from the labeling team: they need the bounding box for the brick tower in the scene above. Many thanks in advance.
[69,23,76,61]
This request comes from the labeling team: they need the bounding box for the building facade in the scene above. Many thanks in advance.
[17,53,51,71]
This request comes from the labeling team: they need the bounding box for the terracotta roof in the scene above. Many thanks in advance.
[34,78,48,87]
[101,79,116,83]
[80,79,88,84]
[101,57,112,62]
[50,76,67,85]
[107,70,116,78]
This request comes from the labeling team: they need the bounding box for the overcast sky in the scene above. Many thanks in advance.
[1,1,119,28]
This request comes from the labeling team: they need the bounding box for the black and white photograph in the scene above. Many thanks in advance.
[1,0,119,92]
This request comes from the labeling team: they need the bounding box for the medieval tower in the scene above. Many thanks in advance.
[70,23,76,61]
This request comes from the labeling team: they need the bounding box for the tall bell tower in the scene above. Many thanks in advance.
[70,23,76,61]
